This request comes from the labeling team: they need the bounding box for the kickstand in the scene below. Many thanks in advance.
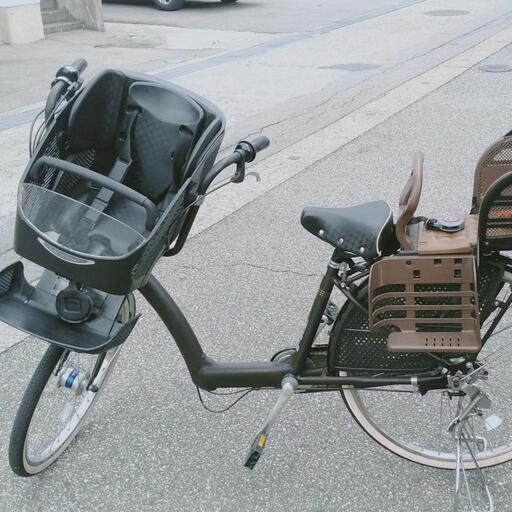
[244,375,298,469]
[453,424,494,512]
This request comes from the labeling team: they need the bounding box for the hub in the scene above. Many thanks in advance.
[57,367,89,396]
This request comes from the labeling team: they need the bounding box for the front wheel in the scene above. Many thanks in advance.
[9,297,134,477]
[153,0,185,10]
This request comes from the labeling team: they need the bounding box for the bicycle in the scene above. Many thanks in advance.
[4,58,512,511]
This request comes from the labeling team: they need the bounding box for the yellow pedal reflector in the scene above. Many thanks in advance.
[257,435,267,448]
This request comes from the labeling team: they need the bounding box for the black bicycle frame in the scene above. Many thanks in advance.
[140,248,448,392]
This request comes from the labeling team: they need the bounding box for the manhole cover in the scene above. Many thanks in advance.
[323,63,381,71]
[479,64,512,73]
[425,10,469,16]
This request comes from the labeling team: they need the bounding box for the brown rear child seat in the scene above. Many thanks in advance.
[368,151,482,353]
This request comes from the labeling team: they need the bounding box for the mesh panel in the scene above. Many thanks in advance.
[483,141,512,166]
[488,205,512,218]
[34,133,63,189]
[329,259,504,371]
[72,148,96,170]
[487,226,512,238]
[52,148,96,197]
[54,172,82,197]
[474,138,512,206]
[501,184,512,196]
[329,298,434,372]
[485,203,512,241]
[130,191,187,281]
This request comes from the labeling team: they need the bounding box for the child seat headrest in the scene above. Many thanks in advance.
[67,69,126,152]
[127,81,205,202]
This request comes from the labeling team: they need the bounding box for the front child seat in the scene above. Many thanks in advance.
[15,69,225,294]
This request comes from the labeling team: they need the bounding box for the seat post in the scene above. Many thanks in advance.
[292,252,341,374]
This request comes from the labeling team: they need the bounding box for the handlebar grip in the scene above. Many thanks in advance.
[246,135,270,155]
[71,58,88,74]
[236,135,270,163]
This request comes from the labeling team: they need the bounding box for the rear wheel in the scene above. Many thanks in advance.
[339,280,512,470]
[9,296,135,477]
[153,0,185,10]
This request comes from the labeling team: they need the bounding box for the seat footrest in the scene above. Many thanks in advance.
[0,261,139,354]
[388,330,480,353]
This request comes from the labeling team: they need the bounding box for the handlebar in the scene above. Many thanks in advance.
[236,135,270,163]
[53,57,88,86]
[166,135,270,257]
[198,134,270,193]
[45,57,88,122]
[31,156,158,230]
[71,58,88,75]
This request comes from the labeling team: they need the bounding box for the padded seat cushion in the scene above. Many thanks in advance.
[128,82,205,202]
[301,200,398,259]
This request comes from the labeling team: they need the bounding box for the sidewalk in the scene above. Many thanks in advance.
[1,36,512,511]
[0,22,275,116]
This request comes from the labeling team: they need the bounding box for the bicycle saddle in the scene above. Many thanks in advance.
[301,200,398,259]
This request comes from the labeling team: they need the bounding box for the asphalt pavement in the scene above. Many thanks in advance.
[2,1,512,510]
[102,0,422,33]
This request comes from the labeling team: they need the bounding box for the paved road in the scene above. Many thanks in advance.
[2,1,512,510]
[102,0,412,32]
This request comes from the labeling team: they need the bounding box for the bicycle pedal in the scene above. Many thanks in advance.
[244,429,268,470]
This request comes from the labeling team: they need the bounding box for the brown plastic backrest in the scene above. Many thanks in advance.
[396,151,424,250]
[473,136,512,208]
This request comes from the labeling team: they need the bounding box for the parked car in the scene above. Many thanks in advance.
[154,0,238,10]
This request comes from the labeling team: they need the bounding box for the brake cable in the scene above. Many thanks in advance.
[196,386,256,414]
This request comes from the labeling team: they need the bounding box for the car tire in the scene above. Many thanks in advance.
[153,0,185,10]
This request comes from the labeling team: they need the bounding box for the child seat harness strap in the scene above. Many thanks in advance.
[78,108,140,232]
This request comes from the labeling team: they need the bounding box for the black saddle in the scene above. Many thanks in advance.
[301,200,398,259]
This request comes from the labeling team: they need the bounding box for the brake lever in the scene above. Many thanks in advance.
[231,159,246,183]
[231,160,261,184]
